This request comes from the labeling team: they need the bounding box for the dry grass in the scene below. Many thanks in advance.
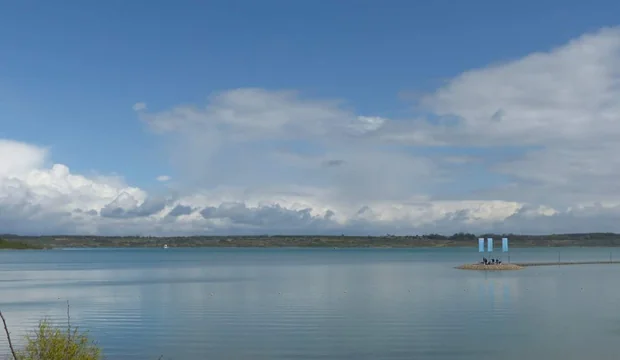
[456,263,524,270]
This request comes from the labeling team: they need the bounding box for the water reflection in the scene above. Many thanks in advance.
[1,248,620,359]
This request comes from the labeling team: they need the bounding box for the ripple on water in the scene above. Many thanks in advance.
[2,248,620,359]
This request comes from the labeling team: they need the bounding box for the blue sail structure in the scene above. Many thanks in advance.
[478,238,485,252]
[487,238,493,252]
[502,238,509,252]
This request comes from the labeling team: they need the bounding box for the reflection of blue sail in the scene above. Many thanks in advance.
[478,238,485,252]
[478,280,511,307]
[490,281,495,310]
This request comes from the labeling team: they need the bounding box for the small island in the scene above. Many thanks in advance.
[456,263,524,270]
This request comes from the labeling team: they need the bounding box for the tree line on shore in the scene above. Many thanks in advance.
[3,232,620,248]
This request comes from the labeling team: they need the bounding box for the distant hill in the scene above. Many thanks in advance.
[2,232,620,248]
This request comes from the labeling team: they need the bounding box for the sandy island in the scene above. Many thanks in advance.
[456,263,524,270]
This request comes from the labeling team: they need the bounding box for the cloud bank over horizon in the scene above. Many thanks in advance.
[3,27,620,236]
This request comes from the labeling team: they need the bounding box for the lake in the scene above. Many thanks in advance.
[1,247,620,359]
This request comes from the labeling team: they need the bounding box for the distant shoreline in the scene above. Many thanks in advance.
[4,233,620,249]
[42,245,620,251]
[0,238,41,250]
[10,244,620,250]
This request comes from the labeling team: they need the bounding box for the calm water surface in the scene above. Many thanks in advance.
[1,247,620,359]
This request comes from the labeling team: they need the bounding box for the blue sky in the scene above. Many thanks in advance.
[1,1,620,235]
[0,0,615,184]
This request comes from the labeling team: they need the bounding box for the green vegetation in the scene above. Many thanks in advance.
[16,319,101,360]
[1,306,101,360]
[0,238,42,250]
[1,307,169,360]
[3,232,620,248]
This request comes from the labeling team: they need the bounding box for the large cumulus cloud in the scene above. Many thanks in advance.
[0,141,522,235]
[3,27,620,235]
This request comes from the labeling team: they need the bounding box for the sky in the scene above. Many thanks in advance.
[1,0,620,236]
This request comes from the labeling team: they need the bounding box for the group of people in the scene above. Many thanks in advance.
[480,257,502,265]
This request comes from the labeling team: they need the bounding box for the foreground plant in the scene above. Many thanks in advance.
[1,303,101,360]
[17,318,102,360]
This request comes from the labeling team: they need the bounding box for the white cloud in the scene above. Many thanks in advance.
[156,175,171,182]
[0,138,616,235]
[3,27,620,235]
[401,27,620,210]
[0,139,48,176]
[136,88,418,199]
[0,140,523,235]
[132,102,147,111]
[414,27,620,146]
